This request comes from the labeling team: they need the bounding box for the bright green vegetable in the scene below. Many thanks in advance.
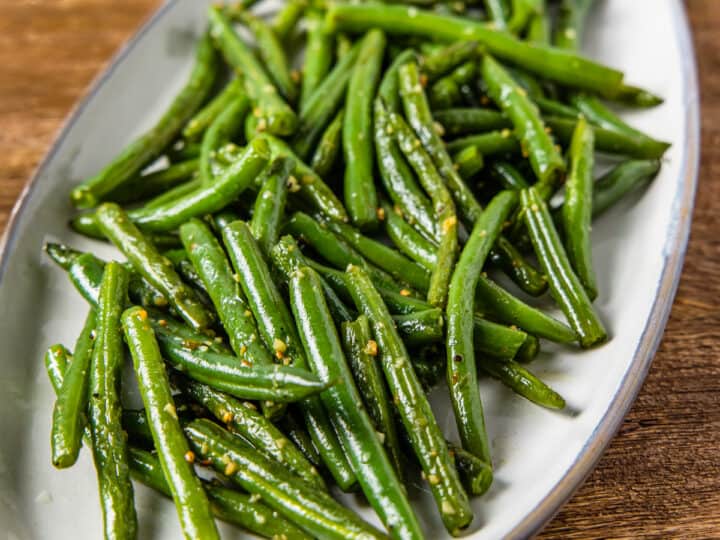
[250,157,292,257]
[122,306,219,540]
[310,108,344,178]
[87,263,137,540]
[183,77,245,140]
[479,357,566,409]
[70,33,219,208]
[301,10,334,109]
[449,443,493,496]
[199,95,249,184]
[592,159,661,218]
[108,159,199,205]
[554,0,594,50]
[271,0,308,39]
[434,107,511,136]
[420,40,478,83]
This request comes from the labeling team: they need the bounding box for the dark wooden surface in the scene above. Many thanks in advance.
[1,1,718,538]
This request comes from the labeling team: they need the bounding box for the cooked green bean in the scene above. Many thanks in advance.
[507,0,543,34]
[51,309,95,468]
[383,203,438,269]
[128,137,270,232]
[453,145,485,180]
[185,419,386,540]
[420,40,478,83]
[95,203,213,330]
[240,10,298,103]
[128,447,311,540]
[87,263,137,540]
[445,130,520,156]
[374,99,437,240]
[345,265,473,535]
[288,266,423,539]
[291,42,361,160]
[434,107,511,136]
[378,49,417,113]
[199,95,249,184]
[446,190,516,464]
[612,83,664,108]
[310,107,344,178]
[428,77,461,110]
[208,7,297,136]
[173,374,325,489]
[144,178,203,210]
[526,7,550,44]
[490,236,549,296]
[554,0,594,50]
[108,159,199,205]
[482,55,565,186]
[70,33,219,208]
[250,157,292,257]
[521,187,607,347]
[389,109,458,307]
[490,161,530,190]
[592,159,662,218]
[179,217,283,418]
[327,3,625,95]
[479,357,566,409]
[393,308,444,346]
[271,0,307,39]
[301,10,334,109]
[183,77,245,140]
[341,315,404,475]
[483,0,509,29]
[122,306,219,540]
[45,344,71,394]
[278,408,323,469]
[344,29,386,230]
[449,442,493,496]
[515,333,541,363]
[562,116,597,299]
[221,219,357,490]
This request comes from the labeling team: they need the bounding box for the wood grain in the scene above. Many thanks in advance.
[0,1,718,538]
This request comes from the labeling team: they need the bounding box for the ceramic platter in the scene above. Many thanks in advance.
[0,0,699,538]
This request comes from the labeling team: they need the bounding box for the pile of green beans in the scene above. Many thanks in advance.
[46,1,668,537]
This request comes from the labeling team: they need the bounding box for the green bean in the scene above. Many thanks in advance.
[479,357,566,409]
[321,218,431,291]
[259,134,349,223]
[393,308,444,346]
[449,442,493,496]
[169,141,202,162]
[535,96,580,119]
[526,7,550,44]
[412,345,445,392]
[515,333,540,363]
[51,309,95,468]
[183,77,245,140]
[378,49,417,114]
[178,217,283,418]
[122,306,219,539]
[344,29,386,230]
[173,374,325,490]
[157,336,329,402]
[453,145,485,180]
[278,408,323,469]
[70,33,219,208]
[250,157,291,257]
[420,40,478,83]
[108,159,199,204]
[310,107,344,178]
[483,0,509,29]
[326,2,625,96]
[341,315,404,476]
[612,84,664,108]
[544,116,671,159]
[128,447,311,540]
[221,219,357,490]
[147,311,229,355]
[384,204,438,269]
[428,77,461,110]
[122,409,155,447]
[208,7,297,136]
[554,0,594,50]
[144,178,203,210]
[291,42,361,160]
[398,61,483,226]
[288,266,423,539]
[95,203,213,330]
[45,344,71,393]
[373,100,437,240]
[570,93,670,157]
[508,0,543,34]
[301,10,334,109]
[240,10,298,103]
[490,236,549,296]
[447,190,516,464]
[389,109,458,307]
[440,61,479,107]
[489,161,529,190]
[271,235,357,325]
[199,95,249,184]
[185,419,386,540]
[434,107,511,136]
[345,265,473,535]
[445,130,520,156]
[128,137,270,232]
[87,263,137,540]
[562,116,597,299]
[284,211,403,293]
[592,159,661,218]
[482,55,565,186]
[272,0,307,39]
[475,275,576,342]
[521,187,607,347]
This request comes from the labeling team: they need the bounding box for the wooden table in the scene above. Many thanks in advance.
[1,1,717,537]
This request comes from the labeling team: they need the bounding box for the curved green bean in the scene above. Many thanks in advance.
[479,357,566,409]
[250,157,292,257]
[592,159,661,218]
[310,107,344,178]
[434,107,511,136]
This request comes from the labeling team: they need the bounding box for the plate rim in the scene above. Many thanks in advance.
[0,1,700,538]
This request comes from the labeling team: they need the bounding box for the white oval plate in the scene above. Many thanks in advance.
[0,0,699,538]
